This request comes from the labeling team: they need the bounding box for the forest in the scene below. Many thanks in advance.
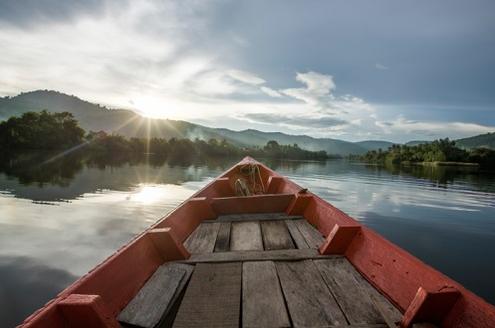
[0,111,330,161]
[360,138,495,167]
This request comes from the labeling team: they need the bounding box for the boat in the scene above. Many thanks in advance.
[19,157,495,327]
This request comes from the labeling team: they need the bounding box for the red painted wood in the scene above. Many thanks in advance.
[401,287,460,327]
[58,294,120,328]
[319,224,361,255]
[210,193,295,214]
[19,157,495,328]
[147,228,190,261]
[195,177,234,198]
[266,176,285,194]
[155,197,216,242]
[286,193,313,216]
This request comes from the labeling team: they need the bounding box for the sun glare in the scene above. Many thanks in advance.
[133,96,170,119]
[132,185,165,204]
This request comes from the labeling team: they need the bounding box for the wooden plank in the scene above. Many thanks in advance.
[314,258,384,325]
[294,219,325,249]
[173,262,242,328]
[285,219,309,249]
[216,212,303,222]
[356,273,403,325]
[276,260,347,327]
[260,220,295,250]
[184,222,220,254]
[242,261,291,328]
[214,222,231,252]
[117,263,193,328]
[230,221,264,251]
[180,248,341,264]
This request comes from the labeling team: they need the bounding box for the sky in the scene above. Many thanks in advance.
[0,0,494,142]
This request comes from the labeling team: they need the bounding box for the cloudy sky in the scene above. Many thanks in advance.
[1,0,494,142]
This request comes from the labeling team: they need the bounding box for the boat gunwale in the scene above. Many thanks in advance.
[18,156,495,328]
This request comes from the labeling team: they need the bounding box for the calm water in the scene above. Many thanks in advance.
[1,154,495,326]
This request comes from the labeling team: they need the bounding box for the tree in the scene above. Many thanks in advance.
[0,110,85,150]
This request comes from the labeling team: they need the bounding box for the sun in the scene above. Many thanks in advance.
[132,96,170,119]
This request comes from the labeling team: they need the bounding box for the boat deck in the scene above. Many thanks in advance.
[117,213,403,328]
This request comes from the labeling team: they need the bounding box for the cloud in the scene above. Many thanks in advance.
[375,63,389,70]
[260,86,282,98]
[227,69,265,85]
[281,71,336,107]
[244,113,348,129]
[0,0,103,27]
[377,117,495,139]
[0,1,493,143]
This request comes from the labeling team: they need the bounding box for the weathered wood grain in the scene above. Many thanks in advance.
[293,219,325,249]
[354,269,403,325]
[260,220,295,250]
[242,261,291,328]
[314,258,383,325]
[184,222,220,254]
[117,263,193,328]
[173,262,242,328]
[181,248,341,264]
[217,212,303,222]
[230,221,264,251]
[285,219,309,249]
[214,222,231,252]
[276,260,347,327]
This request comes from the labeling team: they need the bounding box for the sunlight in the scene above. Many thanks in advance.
[133,96,171,119]
[129,184,196,205]
[131,185,165,204]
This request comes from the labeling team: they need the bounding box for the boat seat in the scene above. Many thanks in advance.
[210,193,295,215]
[117,263,194,328]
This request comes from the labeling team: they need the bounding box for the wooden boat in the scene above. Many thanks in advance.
[19,157,495,328]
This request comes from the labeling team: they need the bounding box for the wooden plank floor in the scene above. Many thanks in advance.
[172,262,242,328]
[242,261,290,328]
[122,213,402,328]
[188,217,324,254]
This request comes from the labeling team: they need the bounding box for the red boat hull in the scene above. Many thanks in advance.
[19,157,495,327]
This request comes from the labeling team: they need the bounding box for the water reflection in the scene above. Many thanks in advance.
[0,154,494,326]
[0,256,77,328]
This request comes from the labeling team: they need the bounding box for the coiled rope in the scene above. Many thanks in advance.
[234,163,265,196]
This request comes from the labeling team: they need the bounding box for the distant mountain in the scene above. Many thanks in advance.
[405,140,430,146]
[456,132,495,149]
[1,90,493,154]
[0,90,371,155]
[355,140,395,151]
[0,90,208,140]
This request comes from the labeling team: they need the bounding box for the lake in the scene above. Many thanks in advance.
[1,154,494,326]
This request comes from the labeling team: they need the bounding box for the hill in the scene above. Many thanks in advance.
[2,90,493,154]
[405,140,430,146]
[355,140,395,151]
[0,90,370,155]
[456,132,495,149]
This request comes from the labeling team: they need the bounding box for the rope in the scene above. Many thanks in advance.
[237,163,265,195]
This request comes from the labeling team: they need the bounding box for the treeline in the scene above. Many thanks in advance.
[0,110,85,149]
[360,138,495,167]
[0,111,330,160]
[86,133,329,161]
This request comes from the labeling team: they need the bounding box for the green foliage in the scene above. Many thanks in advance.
[0,110,85,150]
[361,138,495,168]
[0,111,330,160]
[86,135,329,161]
[456,132,495,149]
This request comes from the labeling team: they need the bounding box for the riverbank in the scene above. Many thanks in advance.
[412,161,479,167]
